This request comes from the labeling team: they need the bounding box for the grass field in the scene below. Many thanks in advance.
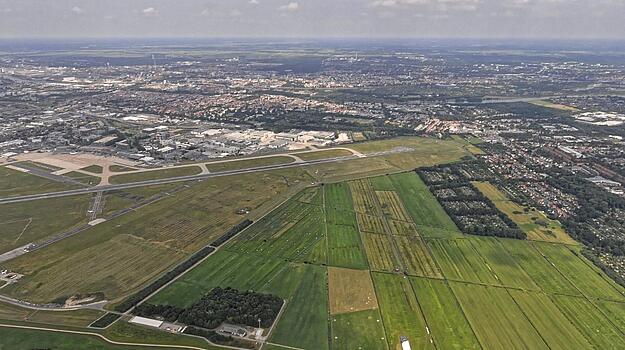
[509,290,594,350]
[108,165,202,184]
[296,149,354,161]
[372,273,433,350]
[473,181,575,244]
[427,239,499,285]
[552,294,624,348]
[0,166,78,196]
[63,171,101,186]
[389,173,461,237]
[410,278,480,349]
[394,235,442,278]
[468,237,538,290]
[330,309,388,350]
[534,242,625,300]
[361,232,398,272]
[0,195,91,253]
[450,282,549,350]
[80,165,104,174]
[205,156,293,172]
[328,267,378,315]
[270,265,329,350]
[108,165,137,172]
[4,170,311,304]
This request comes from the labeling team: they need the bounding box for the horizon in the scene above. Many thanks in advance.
[1,0,624,40]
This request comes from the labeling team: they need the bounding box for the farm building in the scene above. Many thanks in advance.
[220,324,247,337]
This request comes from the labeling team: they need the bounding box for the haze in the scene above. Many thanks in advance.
[1,0,624,39]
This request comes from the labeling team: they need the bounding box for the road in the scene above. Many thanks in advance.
[0,149,404,205]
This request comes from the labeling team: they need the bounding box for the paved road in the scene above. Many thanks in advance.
[0,150,402,205]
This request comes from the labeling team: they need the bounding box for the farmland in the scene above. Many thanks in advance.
[3,137,625,349]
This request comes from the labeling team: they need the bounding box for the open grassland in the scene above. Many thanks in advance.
[80,165,104,174]
[0,166,78,196]
[296,148,354,161]
[468,237,538,290]
[205,156,293,172]
[552,295,625,348]
[473,181,575,244]
[369,175,396,191]
[63,171,101,186]
[509,290,594,350]
[534,242,625,301]
[427,239,499,285]
[328,267,378,315]
[270,265,329,350]
[0,195,91,253]
[331,309,388,350]
[109,165,202,184]
[108,165,137,172]
[389,173,461,237]
[450,282,549,350]
[395,235,442,278]
[497,239,580,295]
[102,321,213,348]
[3,170,311,303]
[372,272,434,350]
[361,233,398,272]
[410,278,480,349]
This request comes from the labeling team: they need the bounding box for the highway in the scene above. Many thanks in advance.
[0,149,406,205]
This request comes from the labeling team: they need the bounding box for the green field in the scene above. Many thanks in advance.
[0,195,92,252]
[450,282,549,350]
[5,136,625,348]
[372,273,433,350]
[296,148,354,161]
[108,165,202,184]
[389,173,461,237]
[0,166,78,196]
[409,278,480,349]
[80,165,104,174]
[63,171,101,186]
[206,156,294,172]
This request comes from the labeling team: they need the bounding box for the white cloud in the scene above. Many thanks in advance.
[142,7,158,16]
[71,6,84,14]
[278,2,299,11]
[249,0,260,4]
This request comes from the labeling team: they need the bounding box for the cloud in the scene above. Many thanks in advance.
[142,7,158,16]
[278,2,299,11]
[370,0,428,7]
[71,6,84,14]
[249,0,260,4]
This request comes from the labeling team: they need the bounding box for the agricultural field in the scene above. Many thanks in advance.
[372,272,433,350]
[473,181,576,244]
[427,238,499,285]
[205,156,294,172]
[450,282,549,350]
[6,136,625,349]
[409,278,480,349]
[389,173,461,237]
[328,267,378,315]
[108,165,202,184]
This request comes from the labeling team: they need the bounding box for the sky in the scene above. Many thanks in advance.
[0,0,624,39]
